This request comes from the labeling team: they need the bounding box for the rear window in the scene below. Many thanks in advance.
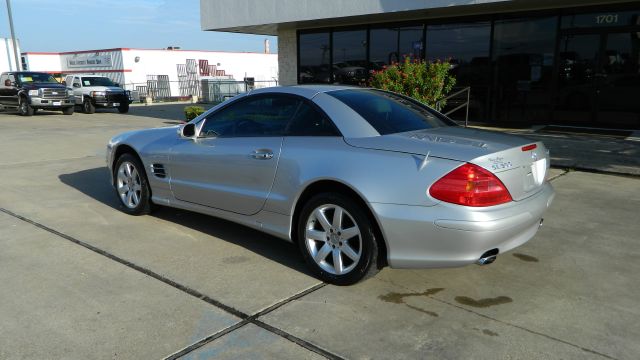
[328,89,455,135]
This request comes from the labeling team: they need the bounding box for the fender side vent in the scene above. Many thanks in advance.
[151,163,166,178]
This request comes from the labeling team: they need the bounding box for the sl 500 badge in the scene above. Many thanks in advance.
[488,156,513,171]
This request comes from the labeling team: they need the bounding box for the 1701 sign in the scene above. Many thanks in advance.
[595,14,619,25]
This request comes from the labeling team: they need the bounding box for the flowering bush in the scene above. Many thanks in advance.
[370,57,456,109]
[184,106,205,121]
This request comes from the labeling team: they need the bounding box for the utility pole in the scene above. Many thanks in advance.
[5,0,21,71]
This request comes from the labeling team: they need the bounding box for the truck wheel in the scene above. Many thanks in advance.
[117,103,129,113]
[19,97,34,116]
[62,107,74,115]
[83,98,95,114]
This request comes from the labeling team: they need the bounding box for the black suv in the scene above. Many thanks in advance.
[0,72,74,116]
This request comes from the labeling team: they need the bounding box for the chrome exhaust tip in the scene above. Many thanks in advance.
[476,249,499,265]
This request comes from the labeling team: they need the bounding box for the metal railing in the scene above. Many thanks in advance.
[436,86,471,127]
[122,79,278,103]
[201,80,278,103]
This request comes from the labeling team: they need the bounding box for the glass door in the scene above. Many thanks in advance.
[555,33,601,124]
[596,32,640,128]
[554,31,640,128]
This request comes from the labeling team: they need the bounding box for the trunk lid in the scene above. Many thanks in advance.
[345,127,550,201]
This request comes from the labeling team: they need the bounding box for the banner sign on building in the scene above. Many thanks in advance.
[67,54,112,68]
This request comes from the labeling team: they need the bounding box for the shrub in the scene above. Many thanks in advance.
[370,57,456,109]
[184,106,205,121]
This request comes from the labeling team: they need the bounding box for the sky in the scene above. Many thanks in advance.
[0,0,277,53]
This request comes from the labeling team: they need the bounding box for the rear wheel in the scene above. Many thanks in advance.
[62,106,74,115]
[117,103,129,113]
[19,97,34,116]
[83,98,95,114]
[298,193,379,285]
[114,153,153,215]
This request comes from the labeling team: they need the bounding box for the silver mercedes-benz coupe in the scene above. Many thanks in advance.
[107,85,555,285]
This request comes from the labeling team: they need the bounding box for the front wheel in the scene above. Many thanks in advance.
[62,106,74,115]
[117,103,129,113]
[83,98,95,114]
[19,97,34,116]
[298,193,379,285]
[113,153,153,215]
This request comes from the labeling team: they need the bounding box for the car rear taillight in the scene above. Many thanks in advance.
[429,163,512,207]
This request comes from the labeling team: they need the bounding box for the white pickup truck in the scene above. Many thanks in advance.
[64,75,130,114]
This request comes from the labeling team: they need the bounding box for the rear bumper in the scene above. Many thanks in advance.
[371,182,555,268]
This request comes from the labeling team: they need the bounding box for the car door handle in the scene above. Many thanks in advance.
[251,149,274,160]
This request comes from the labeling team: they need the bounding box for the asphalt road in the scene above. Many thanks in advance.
[1,104,638,359]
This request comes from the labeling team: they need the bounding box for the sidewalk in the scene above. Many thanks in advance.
[473,125,640,176]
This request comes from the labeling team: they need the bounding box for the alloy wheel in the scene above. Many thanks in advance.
[116,161,142,209]
[305,204,362,275]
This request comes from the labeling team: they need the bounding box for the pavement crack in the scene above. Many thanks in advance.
[548,167,570,182]
[163,320,251,360]
[0,206,342,360]
[253,320,345,360]
[428,296,619,360]
[375,277,618,360]
[252,282,327,318]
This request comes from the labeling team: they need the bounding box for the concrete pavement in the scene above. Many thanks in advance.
[0,106,638,359]
[473,125,640,176]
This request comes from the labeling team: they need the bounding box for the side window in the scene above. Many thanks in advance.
[0,74,8,88]
[200,95,300,138]
[286,101,340,136]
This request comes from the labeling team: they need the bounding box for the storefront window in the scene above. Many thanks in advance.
[370,28,400,68]
[427,22,491,120]
[299,32,331,84]
[492,16,558,123]
[332,29,368,85]
[370,26,423,70]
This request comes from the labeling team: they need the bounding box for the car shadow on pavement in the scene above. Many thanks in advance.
[58,166,311,275]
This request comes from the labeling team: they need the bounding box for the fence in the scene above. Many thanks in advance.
[122,79,278,103]
[436,86,471,127]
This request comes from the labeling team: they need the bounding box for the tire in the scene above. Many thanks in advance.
[62,106,74,115]
[19,97,34,116]
[117,103,129,113]
[83,97,95,114]
[298,193,379,285]
[113,153,153,215]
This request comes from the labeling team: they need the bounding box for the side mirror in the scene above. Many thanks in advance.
[62,80,66,85]
[73,83,81,88]
[181,123,196,138]
[114,83,120,87]
[4,79,11,87]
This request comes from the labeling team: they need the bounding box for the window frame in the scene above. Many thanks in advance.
[197,92,342,139]
[285,97,342,137]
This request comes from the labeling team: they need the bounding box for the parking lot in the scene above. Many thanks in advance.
[0,105,639,360]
